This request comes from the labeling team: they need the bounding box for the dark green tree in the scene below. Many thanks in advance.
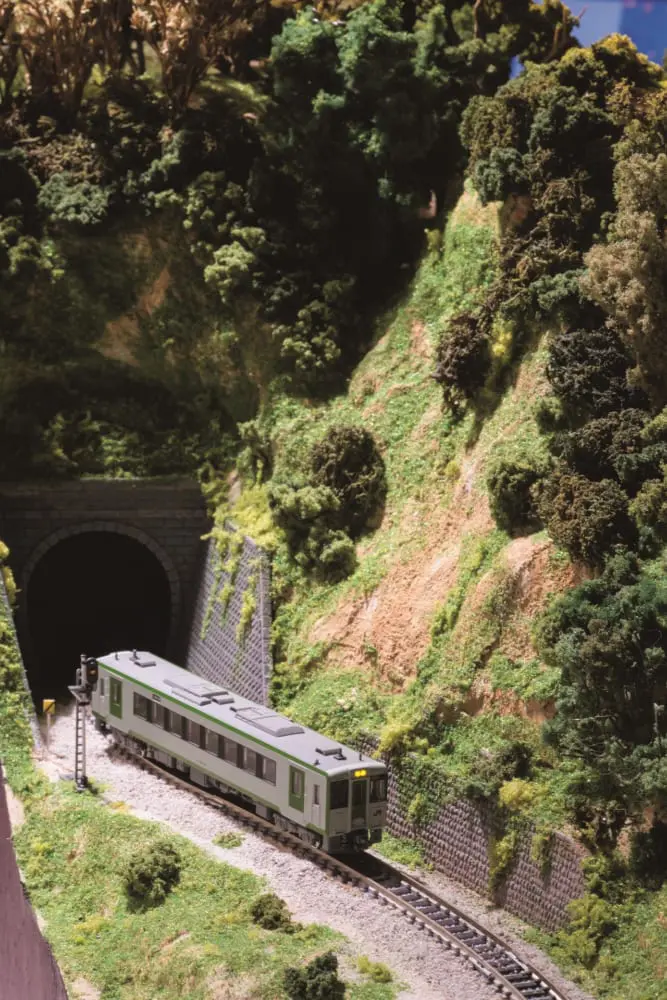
[283,951,346,1000]
[535,552,667,832]
[532,471,634,566]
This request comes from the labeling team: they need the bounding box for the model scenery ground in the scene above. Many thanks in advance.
[4,4,667,999]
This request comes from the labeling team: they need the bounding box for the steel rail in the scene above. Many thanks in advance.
[107,740,570,1000]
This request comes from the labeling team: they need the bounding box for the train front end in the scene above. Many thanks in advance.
[325,761,388,853]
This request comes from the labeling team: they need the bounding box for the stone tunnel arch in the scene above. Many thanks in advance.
[18,521,181,702]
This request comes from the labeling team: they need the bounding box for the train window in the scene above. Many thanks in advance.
[163,708,171,732]
[291,769,304,796]
[153,703,165,728]
[170,712,186,739]
[370,776,387,803]
[224,738,239,766]
[313,784,320,806]
[188,720,201,746]
[330,780,348,810]
[263,758,276,785]
[133,693,149,720]
[244,748,257,774]
[206,729,220,756]
[110,678,122,718]
[100,677,105,697]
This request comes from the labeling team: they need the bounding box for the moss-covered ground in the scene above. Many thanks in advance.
[0,578,398,1000]
[14,786,397,1000]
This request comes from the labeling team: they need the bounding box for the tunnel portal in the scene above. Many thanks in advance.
[25,531,172,703]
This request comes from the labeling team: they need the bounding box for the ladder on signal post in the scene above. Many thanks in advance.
[68,664,90,792]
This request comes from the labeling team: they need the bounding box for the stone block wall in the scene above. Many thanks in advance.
[363,740,587,932]
[185,528,272,705]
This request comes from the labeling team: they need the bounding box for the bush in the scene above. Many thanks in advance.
[533,471,634,566]
[499,778,542,813]
[434,310,491,411]
[357,955,393,983]
[250,892,295,932]
[628,821,667,889]
[268,481,358,583]
[486,459,546,535]
[556,409,665,493]
[37,172,112,228]
[283,951,346,1000]
[630,476,667,543]
[555,894,619,969]
[310,426,386,537]
[546,325,646,420]
[122,840,182,910]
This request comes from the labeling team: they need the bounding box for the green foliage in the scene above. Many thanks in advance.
[236,567,258,644]
[250,892,296,933]
[373,833,430,871]
[122,839,182,910]
[533,471,633,567]
[583,151,667,406]
[499,778,543,814]
[283,951,346,1000]
[555,409,664,493]
[268,481,357,583]
[213,831,244,849]
[628,821,667,890]
[536,551,667,838]
[554,894,619,969]
[489,826,521,894]
[37,172,111,228]
[311,426,387,537]
[277,667,389,748]
[13,784,352,1000]
[486,458,547,536]
[434,310,491,411]
[357,956,393,984]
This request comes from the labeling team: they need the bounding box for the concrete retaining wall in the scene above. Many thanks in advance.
[185,528,272,705]
[377,748,587,932]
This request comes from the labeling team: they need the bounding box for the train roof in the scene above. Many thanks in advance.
[96,650,385,778]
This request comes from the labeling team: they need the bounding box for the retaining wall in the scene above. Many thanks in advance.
[184,529,272,705]
[379,749,587,932]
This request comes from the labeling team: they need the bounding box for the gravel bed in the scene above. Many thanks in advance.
[39,706,583,1000]
[371,854,595,1000]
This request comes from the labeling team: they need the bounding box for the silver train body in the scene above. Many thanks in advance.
[89,650,388,853]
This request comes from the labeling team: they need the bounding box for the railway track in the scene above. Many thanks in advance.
[107,740,569,1000]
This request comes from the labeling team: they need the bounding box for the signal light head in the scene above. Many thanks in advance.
[81,656,99,688]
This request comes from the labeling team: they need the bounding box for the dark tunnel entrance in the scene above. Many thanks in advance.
[25,531,172,704]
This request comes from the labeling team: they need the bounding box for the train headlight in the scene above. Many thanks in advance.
[353,769,367,778]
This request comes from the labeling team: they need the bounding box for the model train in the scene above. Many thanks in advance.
[86,650,388,853]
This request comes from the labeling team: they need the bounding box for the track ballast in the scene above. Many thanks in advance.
[107,740,570,1000]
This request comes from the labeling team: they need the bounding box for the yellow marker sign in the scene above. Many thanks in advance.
[42,699,55,715]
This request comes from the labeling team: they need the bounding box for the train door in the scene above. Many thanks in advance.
[98,673,109,715]
[311,781,321,829]
[289,766,305,812]
[351,779,367,828]
[110,677,123,719]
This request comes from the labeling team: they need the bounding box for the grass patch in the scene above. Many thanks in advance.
[213,831,244,849]
[13,784,399,1000]
[274,667,391,747]
[357,955,393,984]
[526,884,667,1000]
[373,833,431,871]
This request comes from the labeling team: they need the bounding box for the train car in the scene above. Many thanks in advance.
[88,649,388,853]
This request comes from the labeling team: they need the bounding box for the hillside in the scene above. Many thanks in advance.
[3,2,667,998]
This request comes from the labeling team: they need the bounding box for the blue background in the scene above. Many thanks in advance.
[577,1,667,63]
